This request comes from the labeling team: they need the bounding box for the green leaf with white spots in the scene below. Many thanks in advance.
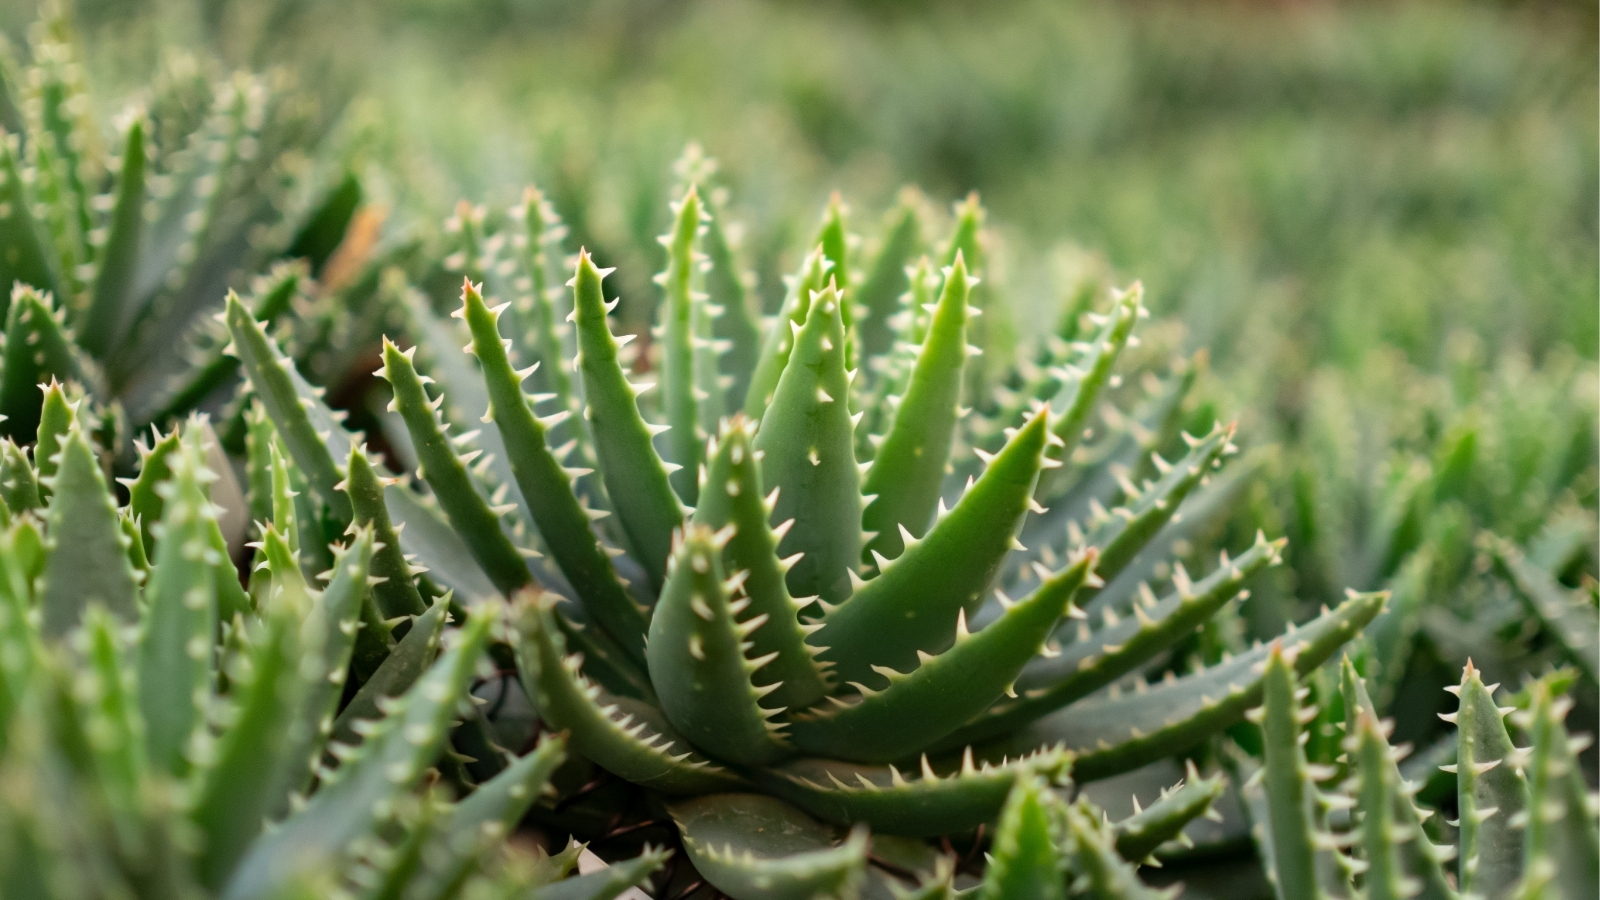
[39,428,138,638]
[754,280,862,607]
[1449,661,1527,899]
[0,286,84,442]
[656,185,708,504]
[648,524,792,766]
[136,427,220,777]
[691,415,828,711]
[745,246,831,421]
[977,774,1067,900]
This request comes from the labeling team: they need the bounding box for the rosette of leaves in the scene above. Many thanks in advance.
[1244,649,1597,900]
[0,411,668,899]
[0,9,366,452]
[225,167,1385,898]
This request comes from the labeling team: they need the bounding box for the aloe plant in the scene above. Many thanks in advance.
[0,411,666,899]
[1247,650,1598,900]
[219,155,1387,896]
[0,9,364,454]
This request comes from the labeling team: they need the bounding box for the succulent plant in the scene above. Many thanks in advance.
[0,411,673,899]
[1245,647,1598,900]
[0,9,363,455]
[218,159,1386,898]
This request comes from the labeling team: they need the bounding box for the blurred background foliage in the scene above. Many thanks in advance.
[4,0,1597,807]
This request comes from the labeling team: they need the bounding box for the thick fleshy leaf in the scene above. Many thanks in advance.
[340,446,430,619]
[509,186,582,428]
[225,293,496,601]
[970,591,1385,781]
[32,380,75,491]
[75,607,145,825]
[754,281,862,606]
[0,440,41,514]
[789,552,1091,763]
[1079,422,1236,589]
[266,528,375,814]
[1250,644,1351,900]
[754,747,1071,837]
[977,774,1067,900]
[701,194,762,410]
[39,428,138,637]
[0,287,83,442]
[860,253,972,565]
[649,524,792,765]
[1510,677,1599,900]
[535,849,670,900]
[570,249,682,592]
[1338,658,1456,900]
[669,793,867,900]
[1352,712,1415,900]
[136,428,220,776]
[330,600,446,749]
[855,194,922,365]
[814,405,1048,689]
[1110,763,1226,865]
[191,578,308,890]
[1064,799,1175,900]
[656,185,707,503]
[691,415,828,711]
[461,279,649,661]
[745,246,830,421]
[382,337,533,594]
[406,734,567,899]
[514,591,745,794]
[127,424,182,555]
[1450,660,1527,899]
[1038,285,1142,482]
[0,132,61,307]
[964,534,1284,745]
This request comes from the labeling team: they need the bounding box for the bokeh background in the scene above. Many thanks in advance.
[30,0,1596,420]
[8,0,1597,766]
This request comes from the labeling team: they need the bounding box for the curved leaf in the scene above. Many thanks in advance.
[754,747,1071,837]
[691,415,828,711]
[790,552,1090,763]
[669,793,867,900]
[860,253,972,565]
[571,249,682,592]
[814,405,1048,688]
[513,591,744,794]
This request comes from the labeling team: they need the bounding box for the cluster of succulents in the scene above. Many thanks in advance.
[1248,649,1596,900]
[205,139,1407,897]
[0,412,677,899]
[0,7,1593,900]
[0,9,367,457]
